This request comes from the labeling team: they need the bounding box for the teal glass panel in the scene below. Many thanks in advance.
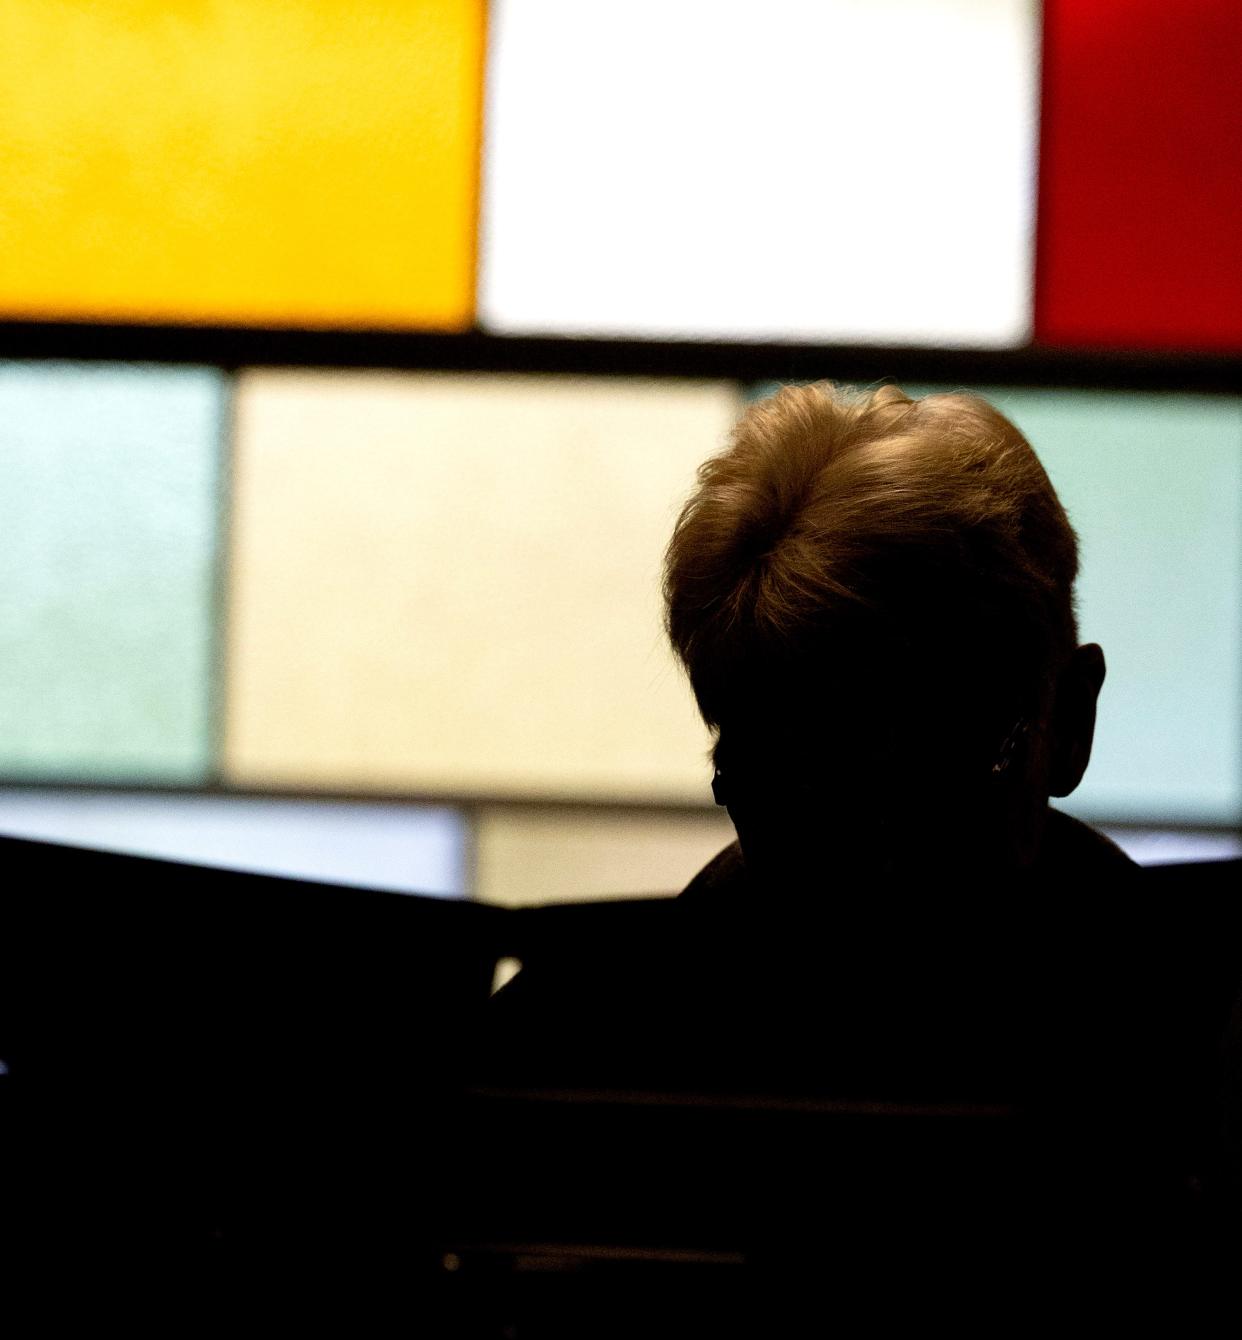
[967,389,1241,825]
[0,363,225,782]
[744,381,1242,826]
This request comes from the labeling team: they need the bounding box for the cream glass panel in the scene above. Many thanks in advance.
[482,0,1037,345]
[473,806,738,905]
[224,372,738,801]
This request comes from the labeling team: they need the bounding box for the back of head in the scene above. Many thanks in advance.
[663,382,1082,879]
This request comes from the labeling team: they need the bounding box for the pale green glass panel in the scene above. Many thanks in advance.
[749,381,1242,825]
[0,363,225,781]
[970,389,1241,825]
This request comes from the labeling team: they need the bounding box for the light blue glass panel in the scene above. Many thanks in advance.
[1099,827,1242,866]
[0,363,225,782]
[0,789,467,897]
[744,382,1242,826]
[971,389,1242,825]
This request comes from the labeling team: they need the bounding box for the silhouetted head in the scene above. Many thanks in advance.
[663,382,1105,886]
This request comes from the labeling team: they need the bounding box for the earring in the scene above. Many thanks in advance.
[991,716,1030,776]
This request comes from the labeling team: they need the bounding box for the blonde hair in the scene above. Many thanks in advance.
[663,382,1080,733]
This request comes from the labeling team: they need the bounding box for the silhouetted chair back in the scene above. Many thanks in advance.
[454,862,1242,1333]
[0,834,506,1326]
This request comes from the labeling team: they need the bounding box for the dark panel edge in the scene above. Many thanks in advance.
[0,322,1239,392]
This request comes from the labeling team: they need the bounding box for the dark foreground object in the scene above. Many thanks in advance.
[2,834,1240,1334]
[462,856,1242,1334]
[0,834,499,1329]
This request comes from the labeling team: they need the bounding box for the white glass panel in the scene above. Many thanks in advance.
[482,0,1037,345]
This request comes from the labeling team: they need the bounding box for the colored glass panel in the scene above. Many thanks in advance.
[481,0,1037,345]
[977,390,1242,824]
[223,371,737,802]
[1036,0,1242,351]
[1098,829,1242,866]
[0,363,224,782]
[473,806,736,905]
[747,381,1242,824]
[825,381,1241,825]
[0,2,484,330]
[0,788,466,896]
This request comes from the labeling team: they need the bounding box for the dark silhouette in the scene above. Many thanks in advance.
[472,384,1242,1331]
[666,382,1109,887]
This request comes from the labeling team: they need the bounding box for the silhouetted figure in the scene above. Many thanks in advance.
[667,381,1116,885]
[474,385,1240,1330]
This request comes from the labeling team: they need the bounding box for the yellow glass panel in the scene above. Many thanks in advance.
[223,371,740,802]
[0,1,483,329]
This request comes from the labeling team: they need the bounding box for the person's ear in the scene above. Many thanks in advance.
[1047,643,1106,798]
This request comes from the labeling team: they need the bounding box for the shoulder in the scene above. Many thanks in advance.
[1035,806,1140,880]
[677,840,748,903]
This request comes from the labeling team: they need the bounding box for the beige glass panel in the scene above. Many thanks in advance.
[473,806,738,906]
[224,372,739,801]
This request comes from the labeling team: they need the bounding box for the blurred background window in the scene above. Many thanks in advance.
[0,2,1237,898]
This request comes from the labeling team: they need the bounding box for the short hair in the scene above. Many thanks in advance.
[663,382,1080,735]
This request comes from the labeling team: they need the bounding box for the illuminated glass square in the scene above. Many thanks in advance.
[482,0,1037,345]
[0,363,225,782]
[0,2,484,330]
[224,371,739,802]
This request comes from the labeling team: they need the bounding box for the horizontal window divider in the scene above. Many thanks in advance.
[1,321,1239,392]
[0,776,722,817]
[0,777,1236,834]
